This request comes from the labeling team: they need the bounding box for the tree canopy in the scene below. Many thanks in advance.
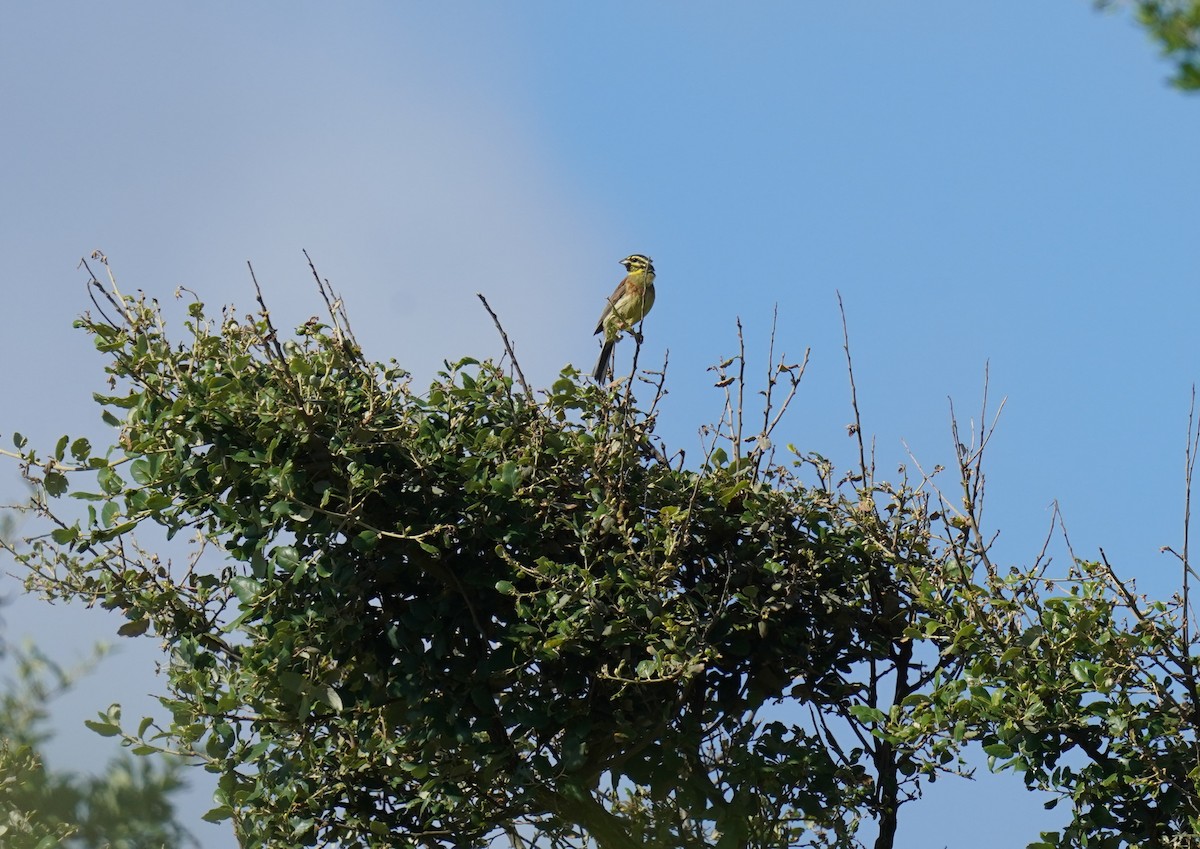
[5,258,1200,848]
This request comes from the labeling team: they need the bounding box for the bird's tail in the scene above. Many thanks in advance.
[592,339,615,383]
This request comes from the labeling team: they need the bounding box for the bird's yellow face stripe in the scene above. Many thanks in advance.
[621,254,654,275]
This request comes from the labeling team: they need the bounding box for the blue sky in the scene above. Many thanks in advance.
[2,3,1198,847]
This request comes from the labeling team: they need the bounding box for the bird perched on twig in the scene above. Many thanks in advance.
[592,254,656,383]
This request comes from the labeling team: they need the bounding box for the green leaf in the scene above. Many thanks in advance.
[492,461,521,492]
[272,545,300,570]
[70,490,106,501]
[84,719,121,738]
[719,479,749,506]
[70,437,92,460]
[97,466,124,495]
[1069,661,1097,684]
[352,529,378,551]
[93,391,139,409]
[849,704,887,724]
[201,807,233,824]
[983,742,1013,758]
[95,520,137,539]
[101,500,121,528]
[495,580,515,595]
[130,457,153,485]
[118,618,151,638]
[44,471,68,497]
[230,576,261,604]
[321,686,343,712]
[51,526,79,544]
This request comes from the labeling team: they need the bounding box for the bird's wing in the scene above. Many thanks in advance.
[593,279,627,336]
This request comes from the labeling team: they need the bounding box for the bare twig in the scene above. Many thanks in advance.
[1053,500,1079,571]
[639,349,673,467]
[80,251,136,328]
[762,351,810,447]
[1028,500,1061,578]
[79,257,120,329]
[837,292,870,485]
[475,293,534,398]
[247,262,288,364]
[749,306,808,477]
[303,249,360,353]
[735,317,746,463]
[643,348,671,419]
[1182,385,1199,647]
[761,305,779,442]
[1097,549,1197,695]
[621,318,648,410]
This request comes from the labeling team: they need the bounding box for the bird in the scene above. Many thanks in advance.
[592,254,656,383]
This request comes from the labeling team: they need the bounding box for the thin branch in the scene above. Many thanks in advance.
[475,293,534,398]
[622,317,648,410]
[247,261,288,365]
[643,348,671,419]
[837,292,870,485]
[763,350,810,441]
[304,249,360,352]
[1054,501,1079,572]
[1182,385,1199,648]
[946,368,1007,582]
[735,317,746,463]
[761,305,779,441]
[1028,500,1061,578]
[80,251,137,328]
[79,257,120,329]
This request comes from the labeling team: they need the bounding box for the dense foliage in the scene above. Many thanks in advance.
[7,260,1200,848]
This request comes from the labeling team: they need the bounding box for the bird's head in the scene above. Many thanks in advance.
[621,254,654,274]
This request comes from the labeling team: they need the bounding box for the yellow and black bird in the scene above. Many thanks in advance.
[592,254,656,383]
